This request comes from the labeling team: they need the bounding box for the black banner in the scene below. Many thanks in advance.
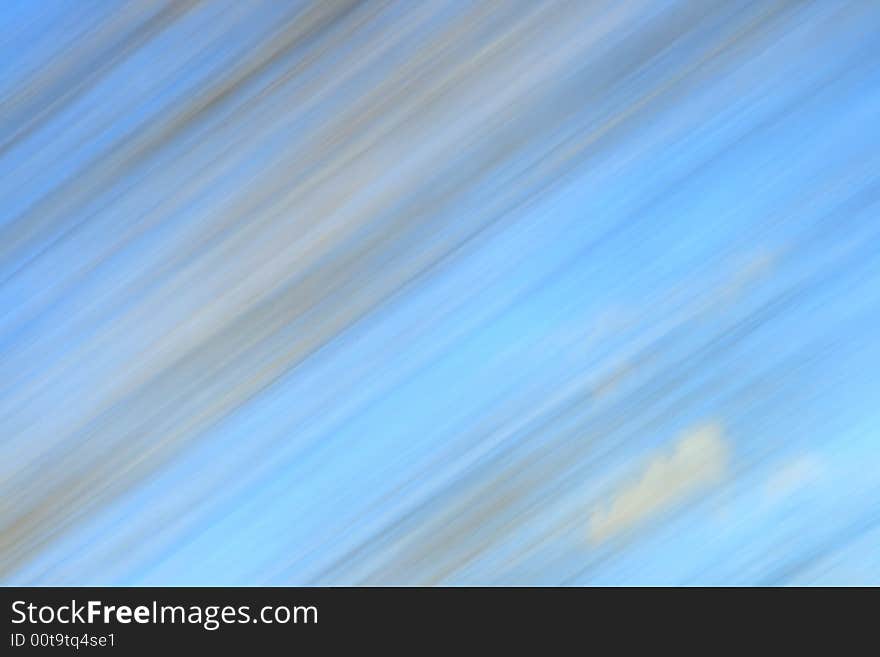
[0,587,672,651]
[1,586,846,651]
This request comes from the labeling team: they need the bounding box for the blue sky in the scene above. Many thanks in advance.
[1,0,878,585]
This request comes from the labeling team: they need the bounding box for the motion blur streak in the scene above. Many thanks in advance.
[1,1,878,586]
